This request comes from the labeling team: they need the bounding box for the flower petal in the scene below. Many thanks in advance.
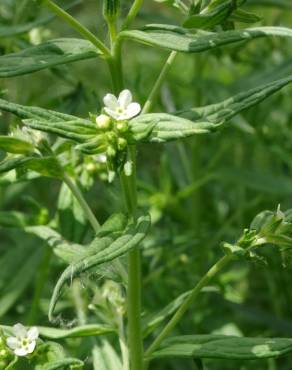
[104,107,121,120]
[14,347,29,357]
[126,102,141,119]
[103,94,119,110]
[7,337,18,350]
[118,89,132,108]
[13,323,27,338]
[27,327,39,341]
[26,341,36,354]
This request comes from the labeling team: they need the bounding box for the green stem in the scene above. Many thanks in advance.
[122,0,145,30]
[119,146,144,370]
[142,51,178,114]
[144,254,232,361]
[63,173,100,232]
[42,0,111,57]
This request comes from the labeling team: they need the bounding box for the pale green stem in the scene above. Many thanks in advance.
[72,280,87,325]
[42,0,111,57]
[63,173,100,232]
[122,0,145,30]
[142,51,178,114]
[144,254,232,362]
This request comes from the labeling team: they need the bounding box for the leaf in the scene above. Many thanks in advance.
[0,136,34,154]
[129,113,219,143]
[0,155,64,178]
[0,38,98,78]
[0,248,42,317]
[183,75,292,122]
[183,1,234,29]
[142,290,192,337]
[247,0,292,9]
[23,119,97,143]
[150,335,292,360]
[49,213,151,320]
[0,0,82,38]
[120,26,292,53]
[92,339,122,370]
[38,358,84,370]
[38,324,114,339]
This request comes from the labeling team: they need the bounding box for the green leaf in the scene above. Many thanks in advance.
[0,38,98,78]
[0,248,42,317]
[23,119,97,143]
[150,335,292,360]
[49,213,151,320]
[183,75,292,122]
[230,9,262,24]
[183,1,234,29]
[0,0,81,38]
[0,136,34,154]
[246,0,292,9]
[129,113,219,143]
[92,339,122,370]
[37,358,84,370]
[38,324,114,339]
[0,155,64,178]
[120,26,292,53]
[142,290,192,337]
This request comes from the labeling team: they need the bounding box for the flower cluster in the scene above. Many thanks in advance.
[94,89,141,180]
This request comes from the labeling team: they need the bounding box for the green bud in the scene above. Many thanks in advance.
[106,132,118,144]
[107,146,116,158]
[116,121,129,133]
[103,0,120,20]
[96,114,112,130]
[117,138,127,150]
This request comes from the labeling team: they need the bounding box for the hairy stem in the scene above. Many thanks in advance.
[122,0,145,30]
[144,254,232,362]
[42,0,111,57]
[142,51,178,114]
[63,173,100,232]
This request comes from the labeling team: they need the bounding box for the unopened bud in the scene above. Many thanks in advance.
[116,121,128,133]
[96,114,112,130]
[103,0,120,20]
[117,138,127,150]
[107,146,116,158]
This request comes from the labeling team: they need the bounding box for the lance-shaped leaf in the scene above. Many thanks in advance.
[129,113,219,143]
[0,155,64,178]
[183,75,292,122]
[0,136,34,154]
[0,97,82,121]
[49,213,151,320]
[37,358,84,370]
[0,38,99,78]
[23,119,98,143]
[120,26,292,53]
[150,335,292,360]
[1,324,114,339]
[246,0,292,9]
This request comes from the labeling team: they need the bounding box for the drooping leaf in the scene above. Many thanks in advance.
[150,335,292,360]
[120,26,292,53]
[92,339,122,370]
[37,358,84,370]
[0,38,98,78]
[183,75,292,122]
[129,114,220,143]
[49,213,151,320]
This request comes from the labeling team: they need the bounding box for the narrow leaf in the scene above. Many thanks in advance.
[0,39,98,78]
[150,335,292,360]
[0,136,34,154]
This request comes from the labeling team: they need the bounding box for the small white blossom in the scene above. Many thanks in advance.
[103,89,141,121]
[7,324,39,357]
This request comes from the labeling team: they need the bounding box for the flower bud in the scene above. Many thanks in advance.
[117,138,127,150]
[103,0,120,20]
[107,146,116,158]
[116,121,129,133]
[96,114,112,130]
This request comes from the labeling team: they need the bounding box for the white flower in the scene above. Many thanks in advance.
[103,89,141,121]
[7,324,39,357]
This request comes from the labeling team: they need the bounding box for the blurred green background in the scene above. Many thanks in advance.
[1,1,292,369]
